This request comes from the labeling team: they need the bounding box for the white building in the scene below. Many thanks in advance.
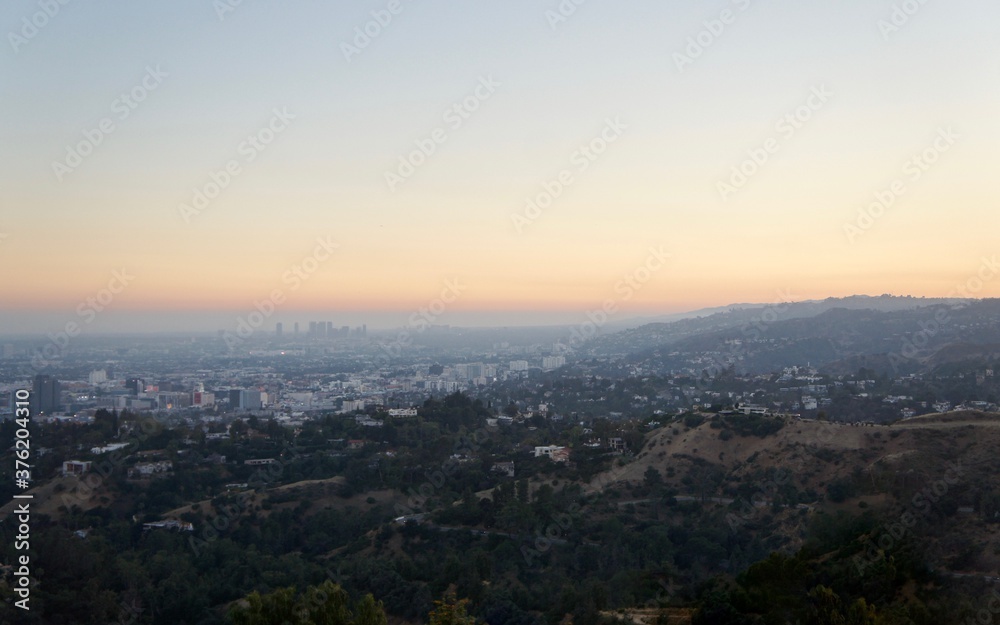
[534,445,566,458]
[287,392,314,408]
[128,461,173,479]
[509,360,529,372]
[341,399,365,413]
[491,461,515,477]
[534,446,570,462]
[62,460,92,476]
[542,356,566,370]
[192,391,215,407]
[91,443,130,455]
[143,520,193,532]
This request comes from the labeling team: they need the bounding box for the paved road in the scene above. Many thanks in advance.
[617,495,812,510]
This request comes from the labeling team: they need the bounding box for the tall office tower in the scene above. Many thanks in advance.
[327,321,334,337]
[229,389,262,411]
[126,378,145,395]
[31,374,61,414]
[294,322,299,335]
[276,322,283,337]
[243,390,263,411]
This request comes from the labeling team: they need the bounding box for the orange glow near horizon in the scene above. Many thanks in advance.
[3,2,1000,332]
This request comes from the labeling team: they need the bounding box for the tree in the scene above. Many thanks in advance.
[93,408,119,438]
[230,418,248,439]
[807,585,881,625]
[229,581,386,625]
[230,587,298,625]
[644,466,663,491]
[516,479,529,504]
[428,591,476,625]
[353,593,388,625]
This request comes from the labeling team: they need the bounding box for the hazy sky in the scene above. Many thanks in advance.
[2,0,999,332]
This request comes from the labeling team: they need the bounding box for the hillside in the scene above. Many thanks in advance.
[7,398,1000,624]
[585,410,1000,577]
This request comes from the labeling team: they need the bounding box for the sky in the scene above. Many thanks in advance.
[2,0,999,333]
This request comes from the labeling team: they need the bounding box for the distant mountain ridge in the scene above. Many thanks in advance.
[607,295,970,330]
[584,296,1000,374]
